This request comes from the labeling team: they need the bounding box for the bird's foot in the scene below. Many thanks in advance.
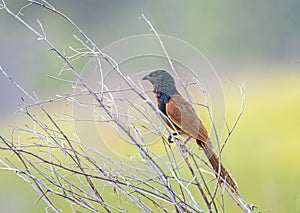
[167,132,183,143]
[167,135,179,143]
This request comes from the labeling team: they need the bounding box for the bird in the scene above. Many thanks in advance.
[142,69,238,194]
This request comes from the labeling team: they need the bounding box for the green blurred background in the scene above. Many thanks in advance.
[0,0,299,212]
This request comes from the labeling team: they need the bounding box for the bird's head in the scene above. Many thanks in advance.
[142,70,177,95]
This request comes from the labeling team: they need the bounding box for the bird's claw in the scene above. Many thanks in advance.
[167,135,179,143]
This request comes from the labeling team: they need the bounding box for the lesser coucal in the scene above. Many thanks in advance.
[142,70,238,194]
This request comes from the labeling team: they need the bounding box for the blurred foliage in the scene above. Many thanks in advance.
[0,1,300,212]
[222,67,300,213]
[1,67,299,213]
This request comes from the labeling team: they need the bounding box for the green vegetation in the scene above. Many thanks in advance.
[1,66,299,212]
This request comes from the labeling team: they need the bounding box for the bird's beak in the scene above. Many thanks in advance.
[142,74,149,81]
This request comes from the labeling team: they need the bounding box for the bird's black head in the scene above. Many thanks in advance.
[142,70,178,95]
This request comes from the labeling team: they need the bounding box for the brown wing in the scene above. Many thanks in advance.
[166,94,209,144]
[167,95,238,194]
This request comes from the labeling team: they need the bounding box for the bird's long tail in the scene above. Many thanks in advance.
[196,139,238,195]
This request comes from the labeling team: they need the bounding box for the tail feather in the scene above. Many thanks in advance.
[197,140,238,194]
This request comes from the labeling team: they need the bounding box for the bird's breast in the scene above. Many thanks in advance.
[155,91,170,116]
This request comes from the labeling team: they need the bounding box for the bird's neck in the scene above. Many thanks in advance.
[154,84,178,96]
[154,85,178,115]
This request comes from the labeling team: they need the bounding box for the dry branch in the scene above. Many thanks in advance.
[0,1,257,212]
